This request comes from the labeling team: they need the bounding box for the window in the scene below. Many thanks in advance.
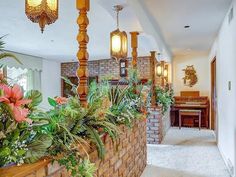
[7,67,28,91]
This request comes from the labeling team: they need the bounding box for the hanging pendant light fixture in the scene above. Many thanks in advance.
[25,0,58,33]
[110,5,128,61]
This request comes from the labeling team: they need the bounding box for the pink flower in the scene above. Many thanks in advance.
[0,84,32,123]
[55,97,68,105]
[0,84,31,106]
[11,105,32,124]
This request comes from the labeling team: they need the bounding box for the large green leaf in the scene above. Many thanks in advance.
[0,147,11,157]
[25,90,43,108]
[85,126,105,159]
[24,135,52,163]
[48,97,57,107]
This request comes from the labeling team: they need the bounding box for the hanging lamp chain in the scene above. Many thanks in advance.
[116,9,119,29]
[114,5,123,29]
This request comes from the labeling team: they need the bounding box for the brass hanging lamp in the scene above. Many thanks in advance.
[110,5,128,61]
[25,0,58,33]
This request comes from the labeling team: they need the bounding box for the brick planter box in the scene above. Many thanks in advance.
[0,120,147,177]
[147,107,170,144]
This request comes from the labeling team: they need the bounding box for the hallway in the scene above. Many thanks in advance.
[142,128,230,177]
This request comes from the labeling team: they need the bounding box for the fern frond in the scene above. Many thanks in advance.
[85,125,105,159]
[0,53,22,64]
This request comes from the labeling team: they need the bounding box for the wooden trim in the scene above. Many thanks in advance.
[150,51,156,106]
[76,0,90,107]
[180,91,200,97]
[0,159,50,177]
[210,57,217,130]
[130,32,139,69]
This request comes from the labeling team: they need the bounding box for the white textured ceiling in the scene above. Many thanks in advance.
[141,0,232,56]
[0,0,232,61]
[0,0,161,61]
[0,0,115,61]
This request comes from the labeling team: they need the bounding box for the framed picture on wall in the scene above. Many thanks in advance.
[120,59,127,77]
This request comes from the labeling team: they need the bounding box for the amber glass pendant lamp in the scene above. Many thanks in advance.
[25,0,58,33]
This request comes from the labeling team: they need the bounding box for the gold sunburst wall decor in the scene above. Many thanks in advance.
[182,65,198,87]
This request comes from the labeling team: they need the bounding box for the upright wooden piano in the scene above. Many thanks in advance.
[171,91,209,128]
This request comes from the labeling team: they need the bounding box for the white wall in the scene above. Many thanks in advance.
[209,0,236,176]
[1,51,43,71]
[1,51,61,110]
[40,59,61,110]
[173,52,210,96]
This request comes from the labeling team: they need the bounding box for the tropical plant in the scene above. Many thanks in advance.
[107,85,136,127]
[0,36,21,64]
[0,44,147,176]
[0,84,51,167]
[155,84,174,114]
[29,93,118,175]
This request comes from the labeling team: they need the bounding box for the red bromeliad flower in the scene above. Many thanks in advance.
[0,84,32,123]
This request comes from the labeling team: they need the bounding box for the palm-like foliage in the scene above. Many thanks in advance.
[107,85,138,127]
[0,36,22,64]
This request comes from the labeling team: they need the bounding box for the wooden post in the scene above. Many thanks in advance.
[161,61,165,87]
[164,64,169,84]
[150,51,156,106]
[130,32,139,69]
[130,32,139,93]
[76,0,90,107]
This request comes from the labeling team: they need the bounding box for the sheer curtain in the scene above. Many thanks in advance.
[6,67,41,92]
[27,69,42,91]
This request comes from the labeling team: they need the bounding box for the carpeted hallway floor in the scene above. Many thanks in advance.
[141,128,230,177]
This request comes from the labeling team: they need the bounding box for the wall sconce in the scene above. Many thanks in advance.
[156,60,169,84]
[163,65,168,78]
[156,63,163,77]
[110,5,128,61]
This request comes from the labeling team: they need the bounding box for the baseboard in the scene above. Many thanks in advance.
[218,145,235,177]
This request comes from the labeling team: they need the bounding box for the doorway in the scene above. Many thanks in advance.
[211,57,217,141]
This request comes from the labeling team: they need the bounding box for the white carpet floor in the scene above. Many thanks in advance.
[141,128,230,177]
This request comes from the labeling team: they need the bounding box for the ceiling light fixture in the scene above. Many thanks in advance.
[110,5,128,61]
[25,0,59,33]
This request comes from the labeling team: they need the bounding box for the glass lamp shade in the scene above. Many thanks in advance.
[25,0,58,33]
[110,29,128,60]
[156,63,163,77]
[163,68,168,78]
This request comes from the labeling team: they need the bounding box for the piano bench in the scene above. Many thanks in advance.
[179,109,202,130]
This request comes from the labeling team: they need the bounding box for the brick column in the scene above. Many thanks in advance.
[147,107,163,144]
[147,106,171,144]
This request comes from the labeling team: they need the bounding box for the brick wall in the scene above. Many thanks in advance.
[147,107,171,144]
[1,120,147,177]
[61,62,79,77]
[61,56,151,80]
[162,108,171,138]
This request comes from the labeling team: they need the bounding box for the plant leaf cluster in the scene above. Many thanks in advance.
[155,84,174,114]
